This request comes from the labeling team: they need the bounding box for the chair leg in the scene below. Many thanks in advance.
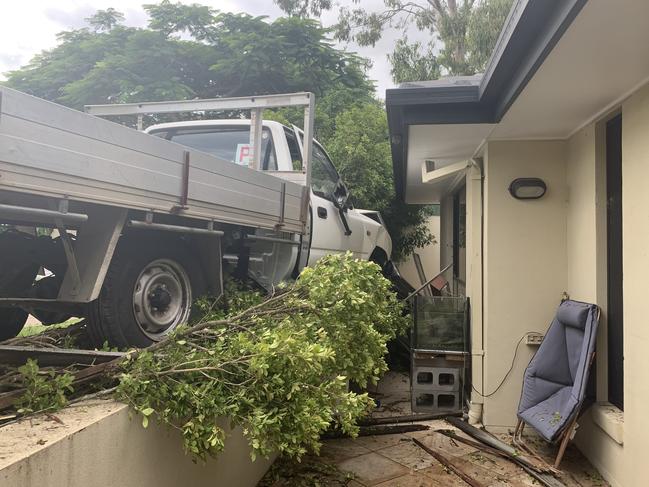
[554,418,577,468]
[512,419,523,446]
[513,420,562,474]
[514,420,522,438]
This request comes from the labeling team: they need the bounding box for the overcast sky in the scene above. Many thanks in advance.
[0,0,430,97]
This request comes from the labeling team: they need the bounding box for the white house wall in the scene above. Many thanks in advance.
[616,81,649,486]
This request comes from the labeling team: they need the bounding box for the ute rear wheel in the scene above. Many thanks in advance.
[88,242,205,348]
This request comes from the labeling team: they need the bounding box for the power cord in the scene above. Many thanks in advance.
[472,331,543,398]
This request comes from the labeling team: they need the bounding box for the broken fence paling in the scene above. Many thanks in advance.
[0,352,121,411]
[357,411,461,426]
[0,345,123,367]
[322,423,430,440]
[445,417,566,487]
[437,429,516,462]
[412,437,485,487]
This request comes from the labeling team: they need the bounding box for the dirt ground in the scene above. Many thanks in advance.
[261,372,609,487]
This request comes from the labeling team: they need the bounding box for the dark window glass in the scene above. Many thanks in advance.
[311,144,340,200]
[606,114,623,411]
[152,126,277,170]
[286,127,341,199]
[284,128,303,171]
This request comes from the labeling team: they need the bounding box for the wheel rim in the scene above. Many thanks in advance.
[132,259,192,340]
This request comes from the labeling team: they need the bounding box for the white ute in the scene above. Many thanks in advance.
[145,119,392,268]
[0,89,392,347]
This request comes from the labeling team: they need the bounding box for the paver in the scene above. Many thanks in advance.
[336,451,410,486]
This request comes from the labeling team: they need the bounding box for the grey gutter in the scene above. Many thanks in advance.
[387,0,589,200]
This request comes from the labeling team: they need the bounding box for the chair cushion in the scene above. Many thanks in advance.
[518,386,577,441]
[516,300,598,442]
[556,301,589,329]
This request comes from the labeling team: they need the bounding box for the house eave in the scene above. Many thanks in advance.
[387,0,589,201]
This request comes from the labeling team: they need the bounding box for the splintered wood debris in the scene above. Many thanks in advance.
[0,320,122,420]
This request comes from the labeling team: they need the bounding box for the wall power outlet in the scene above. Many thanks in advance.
[525,333,544,346]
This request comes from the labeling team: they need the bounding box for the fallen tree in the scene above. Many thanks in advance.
[3,253,409,461]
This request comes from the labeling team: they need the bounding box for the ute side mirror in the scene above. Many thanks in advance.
[333,181,350,210]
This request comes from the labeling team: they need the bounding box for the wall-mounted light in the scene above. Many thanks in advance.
[509,178,547,200]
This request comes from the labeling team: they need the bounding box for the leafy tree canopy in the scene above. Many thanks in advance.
[5,4,372,108]
[275,0,514,80]
[86,8,125,32]
[388,37,441,84]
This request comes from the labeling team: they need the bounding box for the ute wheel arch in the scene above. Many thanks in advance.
[0,309,29,341]
[369,247,389,267]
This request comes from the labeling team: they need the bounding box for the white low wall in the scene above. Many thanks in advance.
[0,400,274,487]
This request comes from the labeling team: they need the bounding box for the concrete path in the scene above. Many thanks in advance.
[319,419,607,486]
[318,372,608,486]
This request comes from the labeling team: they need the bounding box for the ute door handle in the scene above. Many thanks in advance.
[317,206,328,219]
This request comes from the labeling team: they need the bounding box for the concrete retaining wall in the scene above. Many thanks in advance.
[0,400,274,487]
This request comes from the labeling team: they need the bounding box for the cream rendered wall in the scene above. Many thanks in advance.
[478,83,649,485]
[481,140,568,428]
[575,80,649,487]
[563,122,625,487]
[617,82,649,487]
[565,125,598,302]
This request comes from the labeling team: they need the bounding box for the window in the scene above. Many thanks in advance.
[606,114,623,411]
[284,128,303,171]
[285,127,341,199]
[151,126,277,170]
[311,144,340,200]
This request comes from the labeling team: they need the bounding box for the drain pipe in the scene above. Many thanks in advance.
[467,157,485,425]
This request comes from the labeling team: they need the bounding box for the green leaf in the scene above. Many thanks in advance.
[141,407,155,416]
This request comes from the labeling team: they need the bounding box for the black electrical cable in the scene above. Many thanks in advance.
[472,331,543,398]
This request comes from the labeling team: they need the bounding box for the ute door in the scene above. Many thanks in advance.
[306,141,365,264]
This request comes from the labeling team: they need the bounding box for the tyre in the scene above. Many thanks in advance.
[0,230,40,341]
[0,308,28,341]
[88,242,206,348]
